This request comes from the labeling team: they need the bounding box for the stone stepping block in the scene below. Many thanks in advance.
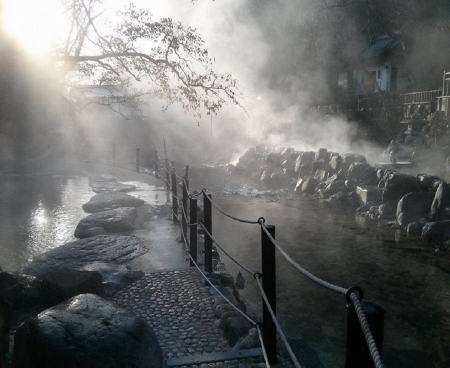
[13,293,163,368]
[74,207,137,239]
[23,235,146,278]
[82,192,145,213]
[89,175,137,193]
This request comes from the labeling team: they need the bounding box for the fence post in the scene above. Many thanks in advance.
[171,167,179,224]
[184,165,190,182]
[154,149,159,178]
[112,143,116,167]
[261,224,277,365]
[203,192,213,273]
[0,294,12,368]
[136,147,140,172]
[181,179,189,245]
[345,300,385,368]
[189,198,198,267]
[165,156,170,188]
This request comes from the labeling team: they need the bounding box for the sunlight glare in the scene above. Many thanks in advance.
[3,0,67,55]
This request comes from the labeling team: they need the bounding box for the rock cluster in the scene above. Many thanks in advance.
[234,146,450,248]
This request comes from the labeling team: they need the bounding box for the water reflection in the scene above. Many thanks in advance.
[0,175,93,271]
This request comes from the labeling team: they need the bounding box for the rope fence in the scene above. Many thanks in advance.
[81,136,386,368]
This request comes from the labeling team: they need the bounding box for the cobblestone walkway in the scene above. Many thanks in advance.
[112,269,230,360]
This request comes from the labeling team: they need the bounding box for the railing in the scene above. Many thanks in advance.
[401,90,442,105]
[77,138,386,368]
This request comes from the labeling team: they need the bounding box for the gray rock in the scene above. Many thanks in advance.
[396,192,434,227]
[422,220,450,244]
[224,316,252,346]
[82,192,145,213]
[215,304,238,318]
[348,162,371,182]
[0,272,43,309]
[430,182,450,221]
[74,207,138,238]
[294,152,315,173]
[240,328,260,350]
[13,293,163,368]
[40,268,104,305]
[356,201,380,214]
[407,222,423,235]
[301,178,320,194]
[219,311,242,330]
[315,148,328,162]
[382,172,419,203]
[379,202,397,219]
[339,153,367,172]
[24,235,146,278]
[89,175,137,193]
[298,163,313,179]
[294,178,304,193]
[81,263,144,297]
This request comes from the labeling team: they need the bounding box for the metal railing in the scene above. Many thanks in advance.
[401,90,441,105]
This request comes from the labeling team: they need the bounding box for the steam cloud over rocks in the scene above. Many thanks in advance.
[232,144,450,249]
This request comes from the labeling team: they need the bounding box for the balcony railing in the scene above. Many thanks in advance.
[400,90,442,105]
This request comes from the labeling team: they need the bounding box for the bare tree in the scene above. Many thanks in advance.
[55,0,242,118]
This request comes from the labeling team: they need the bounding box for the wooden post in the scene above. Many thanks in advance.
[261,224,277,365]
[136,147,140,172]
[154,149,159,178]
[189,198,198,267]
[203,192,212,273]
[171,167,178,224]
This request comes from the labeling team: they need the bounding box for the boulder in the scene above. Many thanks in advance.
[379,202,397,219]
[281,148,295,159]
[430,182,450,221]
[0,272,43,309]
[298,164,313,179]
[301,178,320,194]
[224,316,252,346]
[294,179,304,193]
[89,175,137,193]
[356,201,380,214]
[314,169,328,182]
[382,172,418,203]
[24,235,146,278]
[315,148,328,162]
[81,262,144,297]
[348,162,371,182]
[215,304,238,318]
[422,220,450,244]
[417,174,442,192]
[13,293,163,368]
[323,180,347,197]
[329,155,342,172]
[82,192,144,213]
[40,268,104,305]
[294,152,315,173]
[407,222,423,236]
[339,153,366,173]
[74,207,138,239]
[396,192,434,227]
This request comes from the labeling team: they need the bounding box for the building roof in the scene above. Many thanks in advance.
[359,35,402,59]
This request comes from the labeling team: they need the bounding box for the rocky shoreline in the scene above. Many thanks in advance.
[230,145,450,251]
[0,172,281,368]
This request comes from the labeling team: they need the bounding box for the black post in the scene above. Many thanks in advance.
[136,147,140,172]
[261,224,277,365]
[0,295,12,368]
[203,192,213,273]
[171,168,178,224]
[181,179,189,245]
[112,143,116,167]
[165,157,170,188]
[345,300,385,368]
[189,198,198,267]
[184,164,190,182]
[154,149,159,178]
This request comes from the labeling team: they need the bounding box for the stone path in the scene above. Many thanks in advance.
[112,269,229,358]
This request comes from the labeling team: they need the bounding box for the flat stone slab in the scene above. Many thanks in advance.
[89,174,137,193]
[113,269,229,360]
[74,207,138,238]
[24,235,147,278]
[82,192,145,213]
[13,293,163,368]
